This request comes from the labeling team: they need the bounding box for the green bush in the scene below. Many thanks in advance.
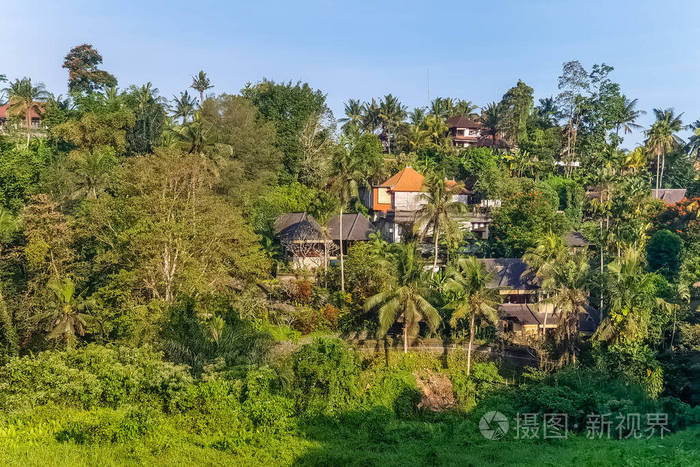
[56,407,158,444]
[364,369,421,419]
[292,338,361,415]
[450,362,505,411]
[0,344,192,410]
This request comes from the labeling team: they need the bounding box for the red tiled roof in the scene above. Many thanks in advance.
[379,166,425,192]
[0,104,43,120]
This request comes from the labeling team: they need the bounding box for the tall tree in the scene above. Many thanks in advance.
[556,61,589,171]
[613,97,645,143]
[62,44,117,93]
[414,174,467,275]
[480,102,503,149]
[523,232,566,335]
[444,257,500,375]
[546,250,591,365]
[170,91,198,124]
[645,108,685,190]
[242,79,330,183]
[378,94,407,154]
[364,243,441,353]
[190,70,213,104]
[3,77,50,147]
[500,80,534,147]
[330,142,367,293]
[339,98,364,135]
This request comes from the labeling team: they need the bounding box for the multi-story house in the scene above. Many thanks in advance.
[362,166,485,242]
[446,116,484,148]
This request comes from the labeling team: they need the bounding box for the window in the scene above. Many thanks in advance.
[377,187,391,204]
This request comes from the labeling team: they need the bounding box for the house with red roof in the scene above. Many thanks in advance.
[0,104,43,131]
[362,166,486,243]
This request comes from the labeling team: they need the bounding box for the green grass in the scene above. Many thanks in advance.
[0,406,697,466]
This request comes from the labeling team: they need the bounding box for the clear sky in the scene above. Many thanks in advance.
[2,0,698,147]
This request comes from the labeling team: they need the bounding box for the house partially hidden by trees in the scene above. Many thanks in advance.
[0,103,42,131]
[480,257,596,336]
[274,212,376,270]
[361,166,480,242]
[446,116,488,148]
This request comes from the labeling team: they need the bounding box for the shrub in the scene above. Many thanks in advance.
[0,344,192,410]
[56,407,158,444]
[450,362,505,411]
[364,369,421,419]
[292,338,360,415]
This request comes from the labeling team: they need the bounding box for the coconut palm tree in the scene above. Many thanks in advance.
[523,232,566,336]
[190,70,213,105]
[71,146,117,199]
[546,250,591,365]
[480,102,503,149]
[408,107,427,127]
[361,98,381,134]
[330,142,368,293]
[364,243,441,353]
[687,120,700,157]
[339,98,364,135]
[171,90,198,124]
[429,97,450,120]
[378,94,407,154]
[3,77,50,147]
[444,257,500,375]
[645,108,685,190]
[452,99,480,119]
[614,98,645,143]
[414,174,468,276]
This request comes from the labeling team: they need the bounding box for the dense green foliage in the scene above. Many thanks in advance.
[0,46,698,464]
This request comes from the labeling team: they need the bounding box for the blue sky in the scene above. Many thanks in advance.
[2,0,698,147]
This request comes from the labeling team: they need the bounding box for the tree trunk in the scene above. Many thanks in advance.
[431,228,439,277]
[403,318,408,354]
[25,109,31,148]
[660,151,666,189]
[467,313,475,376]
[339,206,345,293]
[655,153,661,191]
[542,309,548,339]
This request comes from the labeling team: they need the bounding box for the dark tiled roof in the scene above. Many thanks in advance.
[480,258,537,290]
[500,303,548,325]
[446,116,482,129]
[274,212,323,240]
[652,189,686,205]
[564,231,589,247]
[327,213,377,241]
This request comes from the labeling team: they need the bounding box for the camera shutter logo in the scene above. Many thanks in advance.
[480,411,509,440]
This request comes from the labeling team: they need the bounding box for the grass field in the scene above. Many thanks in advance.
[0,406,697,466]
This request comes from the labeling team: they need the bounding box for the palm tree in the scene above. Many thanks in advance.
[614,98,645,143]
[429,97,450,120]
[361,99,381,134]
[480,102,503,149]
[444,257,499,375]
[45,277,88,347]
[452,99,480,119]
[595,248,662,345]
[687,120,700,157]
[330,143,368,293]
[546,250,591,365]
[523,232,566,336]
[408,107,427,127]
[379,94,407,154]
[190,70,213,105]
[3,77,50,147]
[414,174,468,276]
[645,108,684,190]
[171,91,198,124]
[535,97,558,127]
[177,112,212,154]
[71,147,116,199]
[364,243,441,353]
[339,98,364,135]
